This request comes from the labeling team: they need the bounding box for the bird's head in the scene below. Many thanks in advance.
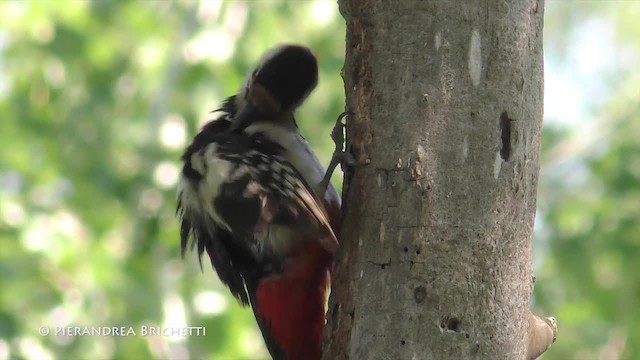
[230,44,319,132]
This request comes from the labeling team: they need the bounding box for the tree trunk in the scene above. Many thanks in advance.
[324,0,545,359]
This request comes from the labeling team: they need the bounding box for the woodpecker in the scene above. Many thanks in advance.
[228,45,341,210]
[178,45,341,360]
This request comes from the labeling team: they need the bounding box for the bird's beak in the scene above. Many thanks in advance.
[229,102,258,133]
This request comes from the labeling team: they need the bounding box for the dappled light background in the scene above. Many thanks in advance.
[0,1,637,359]
[0,2,344,359]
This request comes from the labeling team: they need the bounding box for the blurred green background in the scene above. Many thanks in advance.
[0,1,637,359]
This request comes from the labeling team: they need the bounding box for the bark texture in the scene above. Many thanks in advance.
[324,0,545,359]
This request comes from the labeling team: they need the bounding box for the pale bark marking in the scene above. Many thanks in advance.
[468,29,482,87]
[493,152,503,179]
[462,135,469,160]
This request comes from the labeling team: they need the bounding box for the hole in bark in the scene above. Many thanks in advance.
[465,333,470,339]
[470,111,476,119]
[500,111,513,161]
[447,317,460,331]
[414,286,427,304]
[403,247,409,253]
[400,340,406,346]
[442,316,461,332]
[416,249,421,255]
[380,264,387,270]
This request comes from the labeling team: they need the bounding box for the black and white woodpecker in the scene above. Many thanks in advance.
[177,44,342,360]
[230,45,343,210]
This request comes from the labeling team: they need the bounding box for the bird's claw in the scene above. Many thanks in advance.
[319,111,353,194]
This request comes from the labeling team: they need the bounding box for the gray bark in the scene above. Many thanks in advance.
[324,0,545,359]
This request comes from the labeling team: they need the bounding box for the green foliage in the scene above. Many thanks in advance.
[537,3,640,359]
[0,1,344,359]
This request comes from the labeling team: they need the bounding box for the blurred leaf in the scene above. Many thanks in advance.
[0,1,344,359]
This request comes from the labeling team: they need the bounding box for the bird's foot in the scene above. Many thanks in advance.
[319,111,353,194]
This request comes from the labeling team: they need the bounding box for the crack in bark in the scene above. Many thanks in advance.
[366,258,392,270]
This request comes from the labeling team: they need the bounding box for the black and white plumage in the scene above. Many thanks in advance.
[178,117,337,300]
[177,44,342,360]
